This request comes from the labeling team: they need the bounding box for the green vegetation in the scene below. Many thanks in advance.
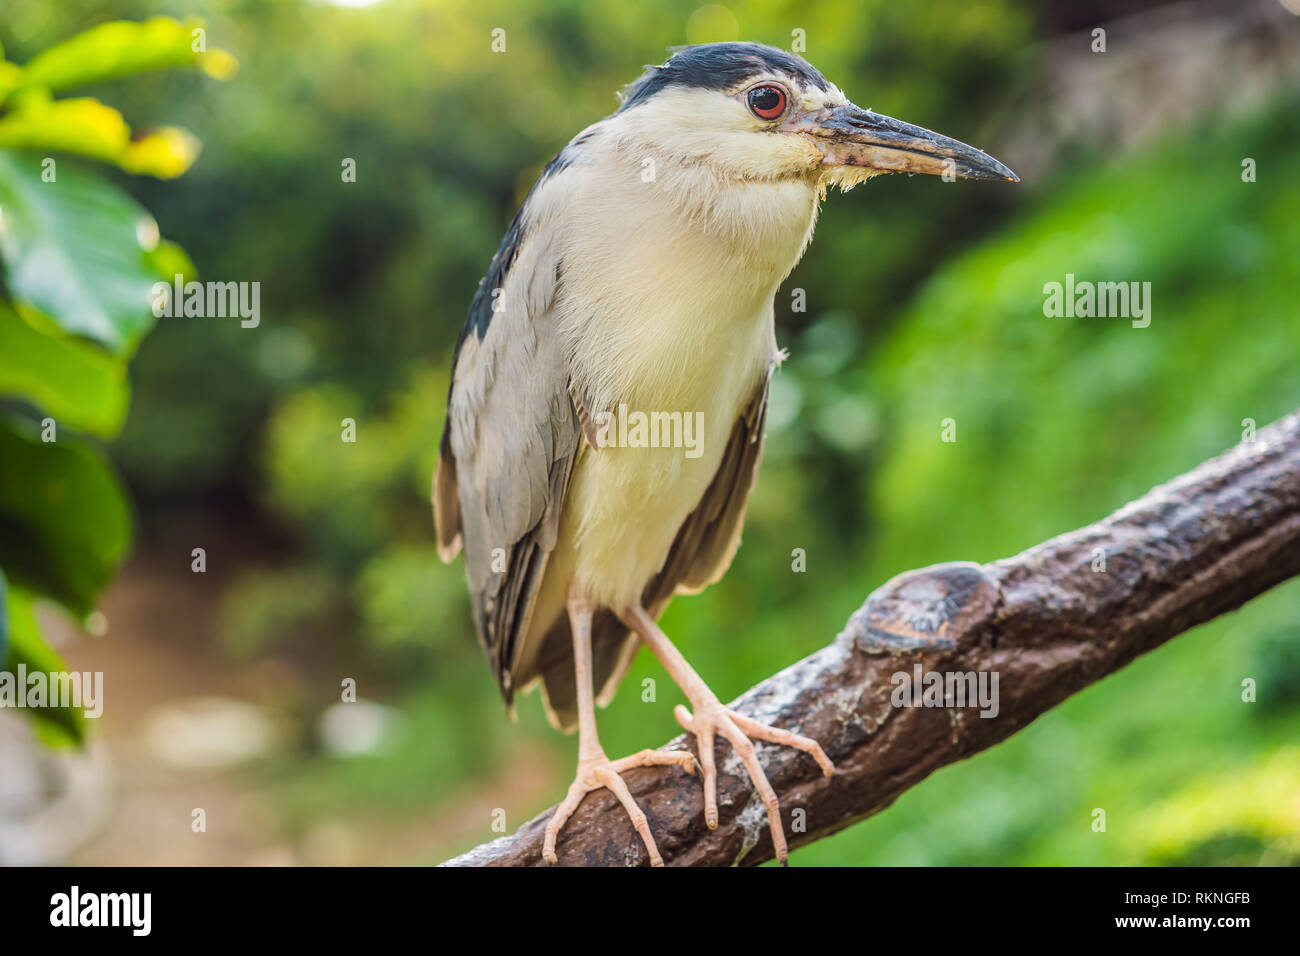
[0,17,230,742]
[788,91,1300,865]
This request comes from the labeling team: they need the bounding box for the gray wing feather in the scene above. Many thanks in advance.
[647,373,772,604]
[434,169,582,703]
[533,372,774,732]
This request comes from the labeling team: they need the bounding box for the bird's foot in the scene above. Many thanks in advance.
[673,697,834,865]
[542,748,697,866]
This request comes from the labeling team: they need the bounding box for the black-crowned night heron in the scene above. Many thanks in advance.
[434,42,1017,866]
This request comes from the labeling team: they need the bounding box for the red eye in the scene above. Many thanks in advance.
[747,84,787,120]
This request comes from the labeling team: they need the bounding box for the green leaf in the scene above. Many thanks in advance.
[0,96,201,179]
[0,414,131,617]
[0,149,166,355]
[1,583,85,746]
[0,301,130,436]
[144,238,198,284]
[0,569,9,664]
[0,62,17,99]
[12,17,236,96]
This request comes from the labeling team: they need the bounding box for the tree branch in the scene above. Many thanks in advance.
[443,409,1300,867]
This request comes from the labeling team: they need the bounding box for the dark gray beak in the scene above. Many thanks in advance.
[794,103,1019,182]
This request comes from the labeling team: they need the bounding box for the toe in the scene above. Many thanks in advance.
[594,766,664,867]
[728,709,836,778]
[610,748,697,776]
[695,724,718,829]
[542,786,588,865]
[717,717,789,864]
[673,704,694,732]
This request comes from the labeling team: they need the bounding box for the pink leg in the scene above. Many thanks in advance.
[624,603,834,865]
[541,593,696,866]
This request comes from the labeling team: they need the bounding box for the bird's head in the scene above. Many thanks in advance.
[615,42,1017,190]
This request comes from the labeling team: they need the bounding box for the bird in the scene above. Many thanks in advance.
[434,41,1017,866]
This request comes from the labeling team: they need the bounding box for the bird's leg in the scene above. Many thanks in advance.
[541,592,697,866]
[623,603,834,865]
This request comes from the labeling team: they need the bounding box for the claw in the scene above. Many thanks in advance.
[541,748,695,866]
[677,700,835,864]
[622,603,835,865]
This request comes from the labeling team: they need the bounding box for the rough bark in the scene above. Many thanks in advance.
[443,409,1300,867]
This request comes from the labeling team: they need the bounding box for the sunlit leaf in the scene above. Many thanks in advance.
[120,127,202,179]
[0,96,128,158]
[0,150,166,354]
[0,62,20,99]
[0,569,8,664]
[0,583,85,746]
[13,17,237,95]
[0,97,200,179]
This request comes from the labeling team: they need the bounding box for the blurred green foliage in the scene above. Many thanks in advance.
[788,90,1300,866]
[4,1,1296,865]
[0,13,229,743]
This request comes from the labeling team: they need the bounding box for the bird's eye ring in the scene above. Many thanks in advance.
[747,84,787,120]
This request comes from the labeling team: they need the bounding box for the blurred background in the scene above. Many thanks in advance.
[1,0,1298,866]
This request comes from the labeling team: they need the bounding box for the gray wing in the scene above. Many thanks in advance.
[645,372,772,607]
[434,158,583,704]
[525,372,773,733]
